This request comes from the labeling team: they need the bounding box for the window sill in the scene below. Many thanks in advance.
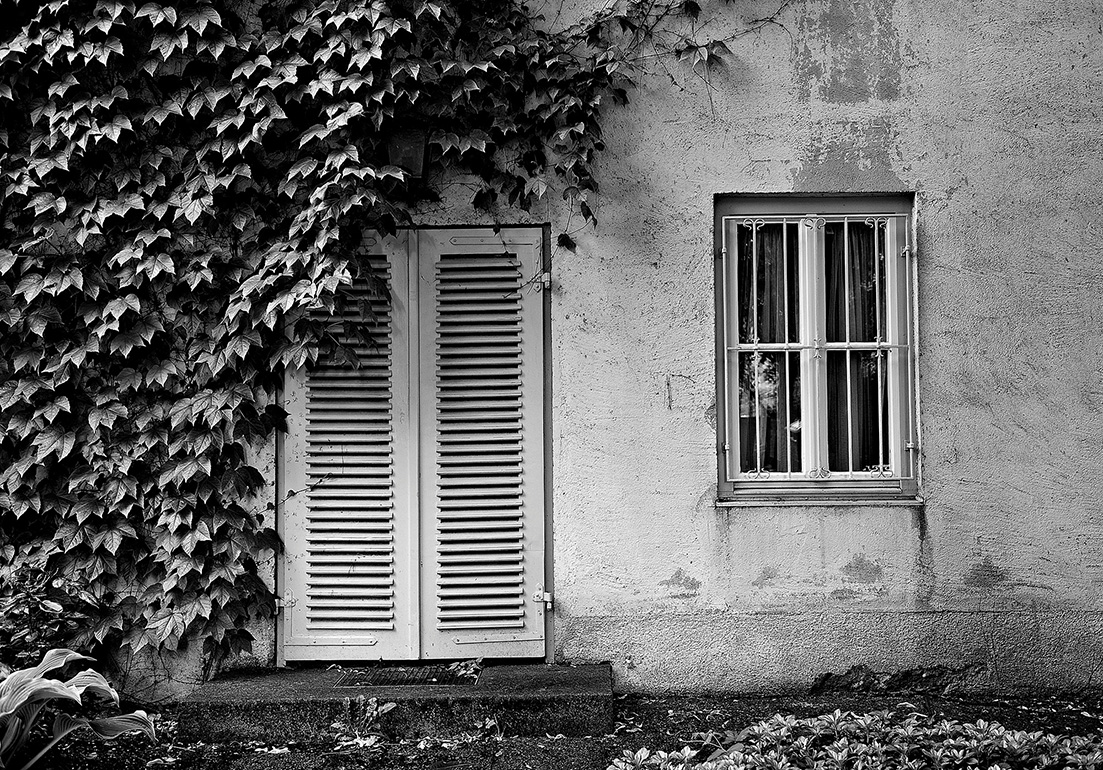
[716,497,924,508]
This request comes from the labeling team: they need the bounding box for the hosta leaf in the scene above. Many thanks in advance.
[63,669,119,704]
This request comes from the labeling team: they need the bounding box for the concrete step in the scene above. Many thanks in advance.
[193,735,609,770]
[177,663,613,744]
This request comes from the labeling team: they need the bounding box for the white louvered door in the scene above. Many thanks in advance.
[282,228,546,661]
[417,230,546,658]
[282,234,418,660]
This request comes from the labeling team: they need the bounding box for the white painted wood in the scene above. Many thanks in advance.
[282,228,546,661]
[417,229,547,659]
[282,234,418,660]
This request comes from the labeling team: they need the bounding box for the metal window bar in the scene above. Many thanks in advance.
[750,221,762,474]
[782,226,791,479]
[726,213,910,221]
[903,227,917,480]
[871,218,887,475]
[720,212,914,485]
[726,342,908,352]
[843,219,854,477]
[720,241,733,480]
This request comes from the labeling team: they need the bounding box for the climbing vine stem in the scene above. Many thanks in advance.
[0,0,770,667]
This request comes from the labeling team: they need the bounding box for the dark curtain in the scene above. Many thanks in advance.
[738,224,800,473]
[825,223,885,472]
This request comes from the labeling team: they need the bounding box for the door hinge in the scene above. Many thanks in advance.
[905,441,919,452]
[532,590,553,610]
[901,245,912,260]
[533,270,551,291]
[274,596,296,612]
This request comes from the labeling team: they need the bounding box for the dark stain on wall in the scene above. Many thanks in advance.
[842,553,884,583]
[660,568,702,594]
[752,565,781,588]
[794,0,903,103]
[913,507,935,610]
[792,120,905,193]
[705,396,717,430]
[831,587,860,600]
[963,556,1009,588]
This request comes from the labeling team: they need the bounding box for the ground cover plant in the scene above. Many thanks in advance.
[611,708,1103,769]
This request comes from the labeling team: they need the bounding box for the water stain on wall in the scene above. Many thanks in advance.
[831,587,861,600]
[752,565,781,588]
[963,555,1009,588]
[660,568,702,595]
[913,507,936,610]
[792,120,905,192]
[842,553,885,583]
[794,0,903,103]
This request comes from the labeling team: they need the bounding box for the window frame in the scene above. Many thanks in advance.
[714,195,919,502]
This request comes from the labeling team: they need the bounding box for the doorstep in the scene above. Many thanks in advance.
[176,663,613,743]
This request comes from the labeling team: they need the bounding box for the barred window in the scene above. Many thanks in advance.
[715,196,918,500]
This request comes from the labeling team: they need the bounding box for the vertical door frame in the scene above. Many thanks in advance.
[276,224,553,665]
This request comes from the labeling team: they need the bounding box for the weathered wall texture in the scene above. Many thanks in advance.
[549,0,1103,690]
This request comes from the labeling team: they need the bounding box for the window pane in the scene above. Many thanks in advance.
[736,222,799,343]
[738,352,801,474]
[826,351,889,473]
[824,220,886,343]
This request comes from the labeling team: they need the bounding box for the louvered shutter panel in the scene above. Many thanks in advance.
[281,235,418,660]
[417,229,547,658]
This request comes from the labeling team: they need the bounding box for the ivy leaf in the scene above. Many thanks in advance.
[35,427,77,462]
[179,197,205,224]
[15,274,45,301]
[136,3,177,26]
[181,6,222,35]
[418,1,443,20]
[580,200,595,224]
[557,233,577,252]
[146,608,187,646]
[0,250,16,275]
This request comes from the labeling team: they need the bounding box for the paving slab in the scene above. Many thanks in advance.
[203,736,608,770]
[178,663,613,743]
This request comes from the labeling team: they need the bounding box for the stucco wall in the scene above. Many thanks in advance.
[549,0,1103,690]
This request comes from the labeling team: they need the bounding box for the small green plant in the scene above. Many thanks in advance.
[609,747,697,770]
[608,709,1103,770]
[446,657,483,681]
[329,696,396,755]
[0,567,101,669]
[0,648,157,770]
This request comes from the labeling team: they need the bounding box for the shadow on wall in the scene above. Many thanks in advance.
[110,643,207,704]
